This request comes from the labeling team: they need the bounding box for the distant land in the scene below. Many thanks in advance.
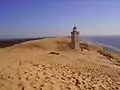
[0,37,45,48]
[0,37,57,48]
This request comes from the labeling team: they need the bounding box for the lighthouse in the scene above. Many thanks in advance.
[71,25,79,49]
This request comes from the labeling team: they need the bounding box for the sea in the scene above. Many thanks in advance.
[82,36,120,54]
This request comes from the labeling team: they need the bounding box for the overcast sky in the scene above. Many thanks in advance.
[0,0,120,39]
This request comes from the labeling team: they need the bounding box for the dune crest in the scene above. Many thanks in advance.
[10,37,71,51]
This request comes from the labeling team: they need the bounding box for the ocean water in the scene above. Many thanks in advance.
[83,36,120,54]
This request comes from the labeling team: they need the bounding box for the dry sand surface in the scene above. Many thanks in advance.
[0,37,120,90]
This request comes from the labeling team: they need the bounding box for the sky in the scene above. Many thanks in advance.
[0,0,120,39]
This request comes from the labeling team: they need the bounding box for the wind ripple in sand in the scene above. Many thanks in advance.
[0,60,120,90]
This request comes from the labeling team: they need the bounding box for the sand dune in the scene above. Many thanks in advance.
[0,37,120,90]
[10,37,71,51]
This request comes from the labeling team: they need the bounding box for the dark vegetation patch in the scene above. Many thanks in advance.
[49,52,60,55]
[0,37,49,48]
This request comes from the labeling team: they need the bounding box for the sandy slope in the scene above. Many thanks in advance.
[0,37,120,90]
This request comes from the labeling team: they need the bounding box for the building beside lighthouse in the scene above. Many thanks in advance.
[71,26,79,49]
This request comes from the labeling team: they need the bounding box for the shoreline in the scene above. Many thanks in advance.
[82,38,120,54]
